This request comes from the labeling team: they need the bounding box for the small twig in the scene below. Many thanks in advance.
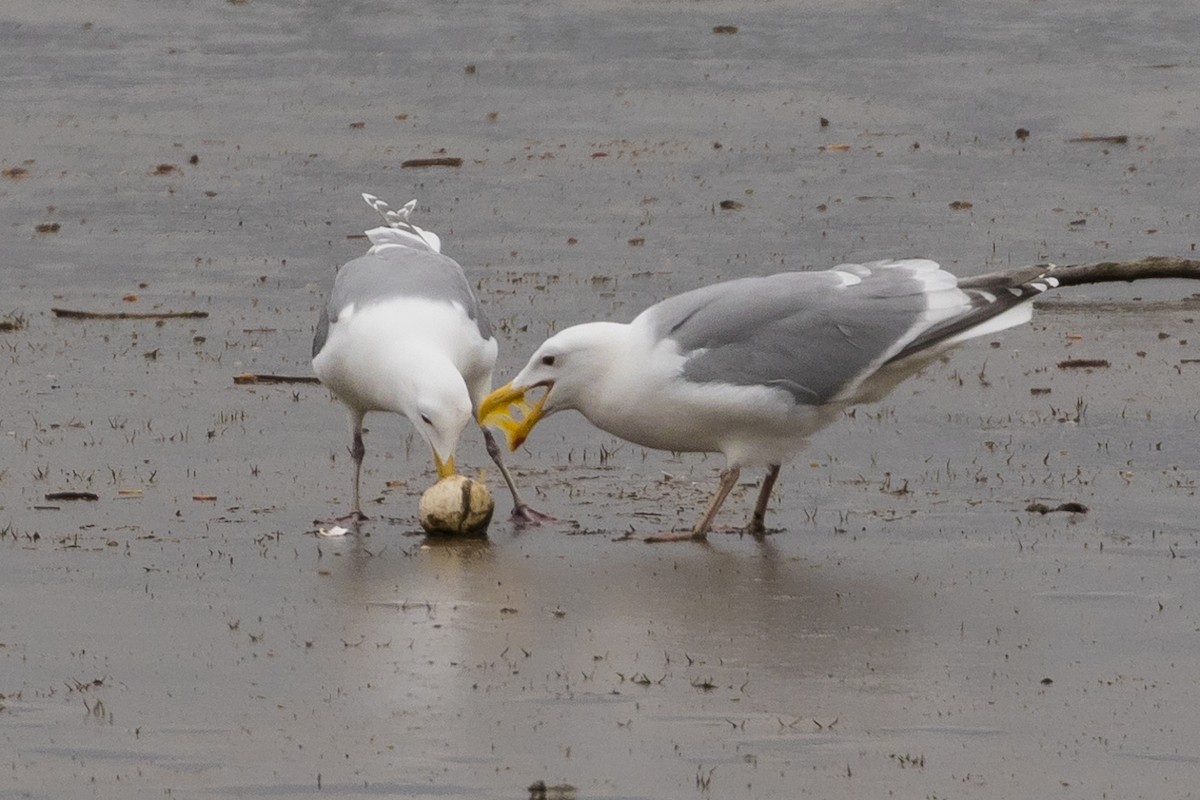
[400,157,463,169]
[52,308,208,320]
[1026,501,1089,515]
[1057,359,1110,370]
[44,491,99,502]
[233,373,322,385]
[1067,134,1129,145]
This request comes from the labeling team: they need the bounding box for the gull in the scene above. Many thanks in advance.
[312,194,545,523]
[478,258,1059,539]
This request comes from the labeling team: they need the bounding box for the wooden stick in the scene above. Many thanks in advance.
[961,256,1200,290]
[233,373,322,385]
[1045,257,1200,288]
[400,157,463,169]
[52,308,208,320]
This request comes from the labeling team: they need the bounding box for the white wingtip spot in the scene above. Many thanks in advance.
[1008,287,1024,296]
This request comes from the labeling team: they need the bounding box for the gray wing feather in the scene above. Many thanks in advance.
[654,269,943,405]
[885,277,1052,365]
[315,248,492,354]
[312,302,331,358]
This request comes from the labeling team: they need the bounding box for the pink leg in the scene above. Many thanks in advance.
[644,467,740,543]
[323,411,368,526]
[349,427,366,519]
[481,426,555,525]
[746,464,780,535]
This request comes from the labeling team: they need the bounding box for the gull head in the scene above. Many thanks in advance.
[478,322,626,450]
[406,379,473,479]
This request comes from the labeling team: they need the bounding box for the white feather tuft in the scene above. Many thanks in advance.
[360,193,442,254]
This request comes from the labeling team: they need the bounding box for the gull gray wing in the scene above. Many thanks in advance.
[648,260,1039,406]
[313,247,492,360]
[312,301,331,358]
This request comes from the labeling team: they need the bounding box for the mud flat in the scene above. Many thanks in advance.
[2,1,1198,798]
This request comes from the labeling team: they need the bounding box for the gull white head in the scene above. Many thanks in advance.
[401,357,474,478]
[477,322,626,449]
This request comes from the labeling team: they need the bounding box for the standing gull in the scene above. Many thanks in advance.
[479,258,1059,539]
[312,194,545,523]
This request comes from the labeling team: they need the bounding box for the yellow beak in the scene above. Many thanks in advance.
[477,381,548,451]
[433,451,457,480]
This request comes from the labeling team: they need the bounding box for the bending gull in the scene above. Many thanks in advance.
[312,194,545,523]
[479,258,1058,539]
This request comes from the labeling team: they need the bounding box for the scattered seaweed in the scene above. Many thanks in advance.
[1026,501,1089,515]
[0,313,25,332]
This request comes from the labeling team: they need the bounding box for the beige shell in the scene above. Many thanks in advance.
[418,475,494,536]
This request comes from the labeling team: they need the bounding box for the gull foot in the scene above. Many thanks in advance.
[511,504,557,525]
[318,511,368,527]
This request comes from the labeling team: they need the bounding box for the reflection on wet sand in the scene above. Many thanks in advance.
[319,525,913,792]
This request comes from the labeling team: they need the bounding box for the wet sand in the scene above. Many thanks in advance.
[2,1,1199,798]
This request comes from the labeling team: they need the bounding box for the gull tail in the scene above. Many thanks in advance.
[360,193,442,254]
[887,266,1061,364]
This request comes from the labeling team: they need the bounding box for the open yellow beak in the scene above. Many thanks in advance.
[477,381,548,451]
[433,452,457,480]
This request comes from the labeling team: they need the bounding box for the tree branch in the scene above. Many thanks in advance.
[962,256,1200,290]
[1046,256,1200,288]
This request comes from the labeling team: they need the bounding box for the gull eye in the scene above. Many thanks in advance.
[541,354,556,367]
[420,414,432,425]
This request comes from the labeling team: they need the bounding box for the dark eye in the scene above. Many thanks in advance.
[420,414,432,425]
[541,355,556,367]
